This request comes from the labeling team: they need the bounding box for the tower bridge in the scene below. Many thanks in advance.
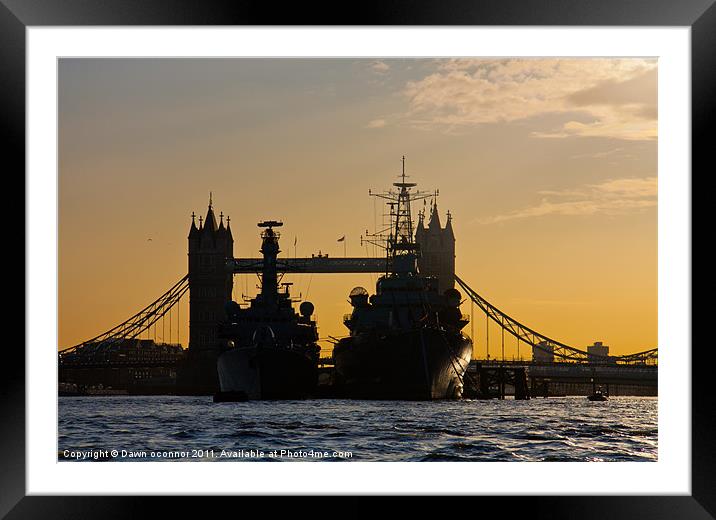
[59,196,657,395]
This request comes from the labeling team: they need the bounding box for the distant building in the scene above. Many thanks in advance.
[587,341,616,364]
[59,338,185,391]
[532,340,555,363]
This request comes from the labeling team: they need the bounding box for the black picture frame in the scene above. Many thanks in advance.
[3,0,712,517]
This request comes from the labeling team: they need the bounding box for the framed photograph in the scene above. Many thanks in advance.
[5,0,713,516]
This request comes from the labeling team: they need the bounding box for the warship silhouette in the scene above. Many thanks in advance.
[333,159,472,400]
[215,221,320,401]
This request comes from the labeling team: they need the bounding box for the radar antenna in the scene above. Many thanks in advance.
[363,156,433,271]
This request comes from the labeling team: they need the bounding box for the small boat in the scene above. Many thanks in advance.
[587,387,609,401]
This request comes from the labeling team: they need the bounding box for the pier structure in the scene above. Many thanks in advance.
[460,360,658,399]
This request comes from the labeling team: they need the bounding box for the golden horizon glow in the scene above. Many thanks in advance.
[59,58,657,358]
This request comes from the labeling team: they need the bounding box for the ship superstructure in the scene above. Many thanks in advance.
[215,221,320,400]
[333,158,472,399]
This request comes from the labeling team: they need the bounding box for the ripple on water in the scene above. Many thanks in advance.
[58,396,658,462]
[418,452,472,462]
[226,429,271,440]
[170,429,198,439]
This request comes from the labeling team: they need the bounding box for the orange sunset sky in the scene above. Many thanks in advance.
[58,58,657,358]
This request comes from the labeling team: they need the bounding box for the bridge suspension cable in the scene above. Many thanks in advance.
[455,275,657,365]
[59,275,189,356]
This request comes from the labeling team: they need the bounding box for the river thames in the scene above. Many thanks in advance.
[58,395,657,462]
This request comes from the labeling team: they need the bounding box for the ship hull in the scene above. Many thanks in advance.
[216,346,318,400]
[333,328,472,400]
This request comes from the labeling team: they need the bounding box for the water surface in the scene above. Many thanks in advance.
[58,396,657,462]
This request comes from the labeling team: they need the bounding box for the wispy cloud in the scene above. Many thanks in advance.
[365,118,387,129]
[510,298,592,306]
[369,60,390,74]
[479,177,657,224]
[571,147,633,160]
[401,58,657,140]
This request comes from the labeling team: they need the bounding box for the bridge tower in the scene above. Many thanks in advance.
[415,201,455,294]
[178,195,234,393]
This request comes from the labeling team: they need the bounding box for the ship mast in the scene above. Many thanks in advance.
[365,156,432,273]
[258,220,283,307]
[393,156,416,248]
